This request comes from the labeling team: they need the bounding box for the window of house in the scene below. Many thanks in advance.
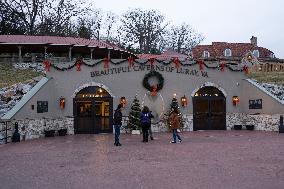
[224,49,232,57]
[253,50,259,57]
[203,51,210,58]
[270,53,275,58]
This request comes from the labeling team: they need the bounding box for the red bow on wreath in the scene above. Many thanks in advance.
[128,57,134,67]
[76,60,82,71]
[197,60,204,70]
[173,57,180,68]
[151,85,157,96]
[43,60,51,72]
[149,58,155,66]
[220,62,225,72]
[243,65,249,74]
[103,57,109,69]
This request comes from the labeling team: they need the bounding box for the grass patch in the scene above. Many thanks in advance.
[248,72,284,85]
[0,63,42,88]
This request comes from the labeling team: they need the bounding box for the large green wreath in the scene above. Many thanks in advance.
[142,71,164,92]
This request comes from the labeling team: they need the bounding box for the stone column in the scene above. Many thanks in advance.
[69,46,73,62]
[18,46,22,63]
[44,46,48,59]
[90,48,94,59]
[107,49,110,60]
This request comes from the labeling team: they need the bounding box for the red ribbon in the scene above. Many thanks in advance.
[243,65,249,74]
[151,85,157,96]
[76,60,82,71]
[197,60,204,70]
[104,58,109,69]
[128,57,134,67]
[173,57,180,68]
[220,62,225,72]
[149,58,155,66]
[43,60,51,72]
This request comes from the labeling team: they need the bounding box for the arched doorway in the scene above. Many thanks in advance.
[193,86,226,131]
[73,86,113,134]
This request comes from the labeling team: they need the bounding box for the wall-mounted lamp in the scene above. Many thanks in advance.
[120,96,127,107]
[181,95,188,107]
[59,97,65,109]
[232,96,239,106]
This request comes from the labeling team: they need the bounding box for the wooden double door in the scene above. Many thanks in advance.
[74,97,113,134]
[193,87,226,131]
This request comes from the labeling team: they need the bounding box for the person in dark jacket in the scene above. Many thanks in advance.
[140,106,153,142]
[113,104,123,146]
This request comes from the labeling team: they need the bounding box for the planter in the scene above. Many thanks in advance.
[234,125,242,130]
[58,129,67,136]
[131,130,141,135]
[246,125,255,131]
[44,130,55,137]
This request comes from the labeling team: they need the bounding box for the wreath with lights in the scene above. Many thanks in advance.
[142,71,164,92]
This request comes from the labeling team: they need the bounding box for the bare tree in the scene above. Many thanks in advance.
[165,23,204,55]
[1,0,46,35]
[104,11,117,41]
[120,8,168,53]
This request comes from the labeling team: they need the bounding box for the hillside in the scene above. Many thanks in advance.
[0,63,42,88]
[248,72,284,85]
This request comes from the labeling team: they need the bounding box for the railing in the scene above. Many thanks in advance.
[0,121,12,144]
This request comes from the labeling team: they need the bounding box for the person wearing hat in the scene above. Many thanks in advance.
[113,104,123,146]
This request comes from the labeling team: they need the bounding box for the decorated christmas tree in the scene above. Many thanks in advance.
[128,95,141,130]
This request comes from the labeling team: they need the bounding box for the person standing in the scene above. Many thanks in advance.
[113,104,123,146]
[169,108,182,143]
[148,111,154,140]
[140,106,152,142]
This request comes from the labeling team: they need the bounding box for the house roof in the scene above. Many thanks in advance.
[138,50,188,60]
[192,42,274,59]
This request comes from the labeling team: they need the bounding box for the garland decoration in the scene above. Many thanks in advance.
[43,58,250,74]
[142,71,164,93]
[43,60,51,71]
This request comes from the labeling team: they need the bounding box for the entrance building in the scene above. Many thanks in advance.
[74,86,113,134]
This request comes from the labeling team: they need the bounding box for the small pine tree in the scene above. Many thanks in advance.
[128,96,141,130]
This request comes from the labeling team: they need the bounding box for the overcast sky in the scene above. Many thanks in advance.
[94,0,284,58]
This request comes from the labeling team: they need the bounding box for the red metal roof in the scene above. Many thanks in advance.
[192,42,274,59]
[0,35,127,52]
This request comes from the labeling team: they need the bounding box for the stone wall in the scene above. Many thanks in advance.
[1,113,282,144]
[5,117,74,142]
[226,113,281,131]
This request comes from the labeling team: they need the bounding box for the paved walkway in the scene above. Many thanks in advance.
[0,131,284,189]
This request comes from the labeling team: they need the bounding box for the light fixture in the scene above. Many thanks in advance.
[181,95,188,107]
[59,97,65,109]
[232,96,240,106]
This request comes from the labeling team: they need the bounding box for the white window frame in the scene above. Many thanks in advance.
[224,49,232,57]
[203,51,210,58]
[252,50,259,57]
[270,53,275,58]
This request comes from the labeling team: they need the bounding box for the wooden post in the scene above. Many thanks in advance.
[69,46,73,62]
[90,48,94,59]
[18,46,22,63]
